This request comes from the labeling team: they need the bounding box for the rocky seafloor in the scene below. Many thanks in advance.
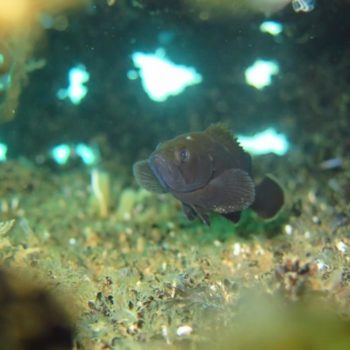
[0,120,349,349]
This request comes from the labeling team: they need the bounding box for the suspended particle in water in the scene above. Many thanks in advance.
[292,0,315,12]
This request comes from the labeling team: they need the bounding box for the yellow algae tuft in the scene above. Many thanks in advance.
[90,169,111,219]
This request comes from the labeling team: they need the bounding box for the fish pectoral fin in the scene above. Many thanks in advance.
[207,168,255,213]
[251,175,284,218]
[133,160,167,193]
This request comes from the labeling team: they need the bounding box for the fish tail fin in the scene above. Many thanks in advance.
[251,176,284,219]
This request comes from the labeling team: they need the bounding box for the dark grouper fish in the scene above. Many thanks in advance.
[133,124,284,225]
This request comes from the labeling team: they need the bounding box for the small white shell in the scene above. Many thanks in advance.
[176,325,193,336]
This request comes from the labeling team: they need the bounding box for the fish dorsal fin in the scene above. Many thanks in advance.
[205,124,242,153]
[133,160,167,193]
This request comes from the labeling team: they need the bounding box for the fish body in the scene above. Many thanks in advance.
[133,124,284,225]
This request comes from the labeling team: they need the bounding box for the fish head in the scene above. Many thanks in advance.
[149,133,214,193]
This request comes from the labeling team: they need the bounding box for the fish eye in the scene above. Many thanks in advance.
[179,148,190,162]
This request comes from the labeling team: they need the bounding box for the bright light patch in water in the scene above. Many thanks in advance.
[259,21,283,36]
[131,49,202,102]
[238,128,289,156]
[75,143,98,165]
[57,65,90,105]
[51,144,71,165]
[245,59,279,90]
[0,143,7,161]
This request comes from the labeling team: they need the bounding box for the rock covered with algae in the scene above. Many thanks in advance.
[0,0,90,123]
[0,269,73,350]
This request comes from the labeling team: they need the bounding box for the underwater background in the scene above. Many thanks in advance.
[1,0,350,349]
